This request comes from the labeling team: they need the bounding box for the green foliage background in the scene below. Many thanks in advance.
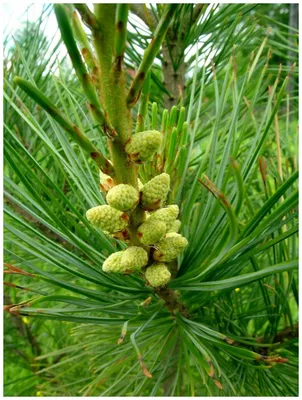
[4,3,298,396]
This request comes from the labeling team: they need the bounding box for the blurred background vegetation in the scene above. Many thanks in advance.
[4,3,298,396]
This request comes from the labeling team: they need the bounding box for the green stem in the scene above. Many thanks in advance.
[54,4,115,138]
[126,4,178,108]
[13,77,113,175]
[93,5,135,180]
[72,11,97,71]
[71,11,101,93]
[74,4,99,31]
[114,4,129,71]
[92,5,144,236]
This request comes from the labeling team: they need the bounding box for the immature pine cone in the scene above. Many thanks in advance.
[86,205,129,233]
[153,233,188,262]
[106,184,139,211]
[125,130,162,163]
[121,246,148,271]
[102,247,148,274]
[145,263,171,287]
[102,251,125,273]
[137,219,166,245]
[140,173,170,210]
[148,205,179,232]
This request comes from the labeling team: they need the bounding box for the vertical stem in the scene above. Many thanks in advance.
[92,5,145,234]
[93,5,136,186]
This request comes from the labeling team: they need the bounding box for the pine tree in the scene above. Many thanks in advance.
[4,4,298,396]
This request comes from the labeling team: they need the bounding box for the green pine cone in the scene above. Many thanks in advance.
[137,220,166,245]
[153,233,188,262]
[145,263,171,287]
[148,205,179,232]
[102,251,125,273]
[140,173,170,210]
[167,219,181,233]
[106,184,139,211]
[125,130,162,163]
[121,246,148,271]
[86,205,129,233]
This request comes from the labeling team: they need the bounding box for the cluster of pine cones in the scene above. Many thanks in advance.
[86,130,188,287]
